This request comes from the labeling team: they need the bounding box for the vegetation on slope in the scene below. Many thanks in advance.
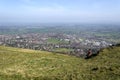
[0,46,120,80]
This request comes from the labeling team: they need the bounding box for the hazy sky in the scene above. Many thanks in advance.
[0,0,120,23]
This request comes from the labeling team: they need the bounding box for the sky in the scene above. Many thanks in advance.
[0,0,120,23]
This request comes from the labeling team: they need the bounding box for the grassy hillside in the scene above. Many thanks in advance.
[0,46,120,80]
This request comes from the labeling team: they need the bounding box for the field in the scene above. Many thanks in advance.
[47,38,69,44]
[0,46,120,80]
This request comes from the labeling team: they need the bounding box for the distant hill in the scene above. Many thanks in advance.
[0,46,120,80]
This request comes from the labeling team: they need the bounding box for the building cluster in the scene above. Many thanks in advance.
[0,33,114,57]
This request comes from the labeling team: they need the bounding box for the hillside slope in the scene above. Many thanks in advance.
[0,46,120,80]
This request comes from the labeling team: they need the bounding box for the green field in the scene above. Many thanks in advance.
[0,46,120,80]
[47,38,69,44]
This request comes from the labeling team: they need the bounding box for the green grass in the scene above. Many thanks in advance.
[53,48,74,53]
[0,46,120,80]
[47,38,69,44]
